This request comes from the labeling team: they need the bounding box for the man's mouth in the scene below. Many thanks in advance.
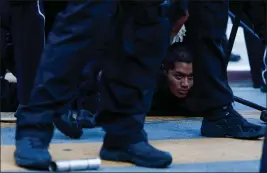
[178,90,188,95]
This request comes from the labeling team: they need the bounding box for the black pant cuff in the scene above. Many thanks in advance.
[103,130,148,148]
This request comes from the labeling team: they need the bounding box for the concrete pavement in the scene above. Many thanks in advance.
[1,111,266,172]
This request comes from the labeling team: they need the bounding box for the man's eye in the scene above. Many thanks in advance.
[188,76,193,80]
[175,75,183,80]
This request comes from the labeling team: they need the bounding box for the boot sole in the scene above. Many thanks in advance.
[14,151,51,170]
[201,127,266,140]
[100,148,172,168]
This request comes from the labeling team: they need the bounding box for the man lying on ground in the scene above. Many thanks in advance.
[148,42,194,117]
[56,41,265,141]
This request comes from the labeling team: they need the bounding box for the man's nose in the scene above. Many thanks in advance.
[182,78,189,86]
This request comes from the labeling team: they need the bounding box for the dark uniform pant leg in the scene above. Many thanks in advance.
[260,2,267,171]
[15,1,119,140]
[0,0,10,64]
[0,28,9,76]
[0,0,10,29]
[43,1,68,37]
[261,48,266,173]
[184,1,233,112]
[9,0,45,105]
[186,37,233,111]
[97,2,170,145]
[263,50,267,85]
[242,15,266,88]
[260,129,267,173]
[74,60,101,112]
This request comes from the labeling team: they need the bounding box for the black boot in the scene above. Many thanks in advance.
[100,134,172,168]
[201,105,266,139]
[15,137,52,170]
[14,106,53,170]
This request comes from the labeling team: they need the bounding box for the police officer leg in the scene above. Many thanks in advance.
[54,60,101,138]
[75,60,101,128]
[96,2,172,167]
[184,1,265,139]
[0,28,9,77]
[184,0,233,111]
[263,49,267,86]
[261,49,267,92]
[14,1,119,169]
[242,14,265,88]
[9,0,45,105]
[260,47,266,173]
[260,129,267,173]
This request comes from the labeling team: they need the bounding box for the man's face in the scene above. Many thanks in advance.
[166,62,193,98]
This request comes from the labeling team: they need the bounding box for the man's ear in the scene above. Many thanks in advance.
[161,64,169,76]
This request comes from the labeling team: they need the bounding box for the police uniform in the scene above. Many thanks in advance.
[183,0,232,111]
[260,129,267,173]
[259,0,266,166]
[223,3,265,87]
[52,0,190,137]
[0,0,45,105]
[43,1,68,37]
[263,50,267,86]
[235,4,267,171]
[177,0,265,139]
[260,51,266,173]
[14,0,173,170]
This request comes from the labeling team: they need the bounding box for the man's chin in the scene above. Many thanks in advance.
[175,92,188,98]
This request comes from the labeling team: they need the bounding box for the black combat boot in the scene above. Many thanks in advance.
[100,133,172,168]
[201,105,266,139]
[201,105,265,139]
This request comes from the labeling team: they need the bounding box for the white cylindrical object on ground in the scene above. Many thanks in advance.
[49,158,101,172]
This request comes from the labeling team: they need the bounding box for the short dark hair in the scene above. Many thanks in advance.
[162,42,193,71]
